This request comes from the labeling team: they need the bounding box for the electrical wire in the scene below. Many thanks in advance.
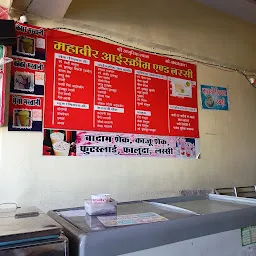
[24,0,34,13]
[47,27,256,89]
[241,72,256,88]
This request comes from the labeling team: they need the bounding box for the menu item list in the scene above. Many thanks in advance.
[44,30,199,138]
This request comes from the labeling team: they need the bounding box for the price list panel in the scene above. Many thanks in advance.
[44,30,198,138]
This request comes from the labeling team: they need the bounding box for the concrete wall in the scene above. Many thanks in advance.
[0,0,256,211]
[0,0,10,8]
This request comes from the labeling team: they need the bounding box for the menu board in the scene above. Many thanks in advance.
[44,30,199,138]
[8,23,45,131]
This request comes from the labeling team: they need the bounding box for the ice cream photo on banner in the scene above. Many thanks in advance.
[13,109,32,129]
[11,58,45,96]
[176,138,196,158]
[171,78,194,98]
[13,24,46,61]
[43,130,77,156]
[17,36,35,57]
[14,72,34,92]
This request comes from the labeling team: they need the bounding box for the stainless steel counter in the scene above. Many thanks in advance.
[0,206,68,255]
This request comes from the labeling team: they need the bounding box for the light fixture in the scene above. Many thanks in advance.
[19,15,28,24]
[249,77,256,85]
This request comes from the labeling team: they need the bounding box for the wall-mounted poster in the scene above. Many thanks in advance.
[201,85,229,111]
[0,5,8,126]
[9,93,43,130]
[0,5,8,20]
[44,30,199,138]
[43,29,199,157]
[43,130,199,158]
[0,45,6,126]
[8,23,46,131]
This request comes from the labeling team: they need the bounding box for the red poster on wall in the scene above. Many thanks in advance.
[0,45,6,126]
[0,5,8,20]
[0,5,8,126]
[8,23,46,131]
[44,30,199,138]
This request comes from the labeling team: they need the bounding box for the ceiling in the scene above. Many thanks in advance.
[196,0,256,24]
[12,0,72,19]
[11,0,256,25]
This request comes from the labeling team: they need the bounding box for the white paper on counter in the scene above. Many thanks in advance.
[59,209,86,217]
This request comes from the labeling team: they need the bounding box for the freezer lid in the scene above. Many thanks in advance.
[153,194,256,215]
[172,199,250,214]
[54,201,196,233]
[0,206,62,244]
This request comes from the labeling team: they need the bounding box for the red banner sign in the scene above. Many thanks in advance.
[0,5,8,20]
[0,45,6,126]
[0,5,8,126]
[9,93,43,130]
[44,30,199,138]
[8,23,45,131]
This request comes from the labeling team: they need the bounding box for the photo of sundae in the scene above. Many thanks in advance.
[14,72,34,92]
[205,95,215,108]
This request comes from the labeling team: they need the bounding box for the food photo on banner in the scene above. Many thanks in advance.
[43,130,199,158]
[12,23,46,61]
[10,57,45,96]
[43,130,77,156]
[8,94,43,131]
[201,85,229,110]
